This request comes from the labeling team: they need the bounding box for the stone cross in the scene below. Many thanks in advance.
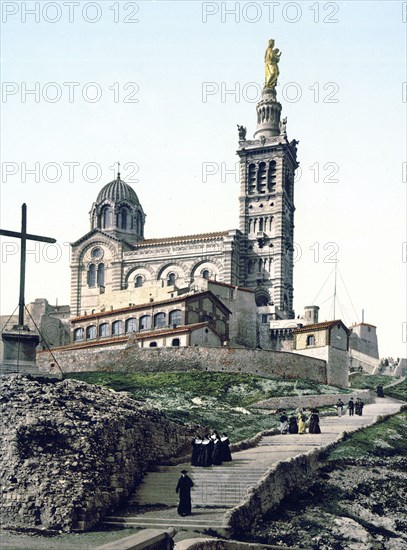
[0,203,56,326]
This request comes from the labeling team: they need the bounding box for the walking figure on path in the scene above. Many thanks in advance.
[279,410,289,434]
[336,399,344,417]
[309,409,321,434]
[348,397,354,416]
[355,398,364,416]
[176,470,194,516]
[297,410,307,434]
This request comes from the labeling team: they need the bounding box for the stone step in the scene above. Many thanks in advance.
[103,519,229,530]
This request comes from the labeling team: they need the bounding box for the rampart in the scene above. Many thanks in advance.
[37,345,330,385]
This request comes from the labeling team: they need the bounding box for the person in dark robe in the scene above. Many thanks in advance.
[355,398,364,416]
[220,433,232,461]
[288,415,298,433]
[309,409,321,434]
[176,470,194,516]
[279,410,289,434]
[211,434,223,465]
[201,435,213,466]
[376,385,385,398]
[347,398,354,416]
[191,437,202,466]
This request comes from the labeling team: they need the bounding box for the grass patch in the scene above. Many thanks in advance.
[385,378,407,402]
[325,411,407,461]
[349,373,397,390]
[65,371,347,441]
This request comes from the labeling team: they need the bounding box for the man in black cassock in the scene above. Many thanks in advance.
[176,470,194,516]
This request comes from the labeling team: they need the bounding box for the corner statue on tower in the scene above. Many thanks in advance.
[264,38,281,89]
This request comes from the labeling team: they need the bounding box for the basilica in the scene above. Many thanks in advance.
[70,55,299,342]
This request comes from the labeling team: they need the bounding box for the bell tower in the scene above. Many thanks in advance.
[237,39,299,319]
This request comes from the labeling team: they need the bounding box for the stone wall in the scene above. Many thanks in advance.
[349,349,380,374]
[293,345,349,387]
[252,390,373,410]
[0,375,197,533]
[37,345,329,385]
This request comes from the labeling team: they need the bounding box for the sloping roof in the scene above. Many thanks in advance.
[70,290,232,322]
[292,320,350,335]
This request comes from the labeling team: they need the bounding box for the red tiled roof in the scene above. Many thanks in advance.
[351,322,376,329]
[70,290,232,322]
[207,280,254,293]
[37,335,129,353]
[292,320,350,334]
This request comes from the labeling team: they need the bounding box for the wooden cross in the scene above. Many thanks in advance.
[0,204,56,326]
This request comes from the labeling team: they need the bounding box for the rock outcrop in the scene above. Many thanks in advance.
[0,375,195,532]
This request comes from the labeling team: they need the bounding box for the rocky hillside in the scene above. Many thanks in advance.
[0,375,196,533]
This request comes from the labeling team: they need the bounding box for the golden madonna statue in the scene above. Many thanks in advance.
[264,39,281,89]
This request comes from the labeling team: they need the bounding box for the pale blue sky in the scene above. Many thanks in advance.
[1,1,406,358]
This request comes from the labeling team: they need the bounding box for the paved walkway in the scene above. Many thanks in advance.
[103,397,404,532]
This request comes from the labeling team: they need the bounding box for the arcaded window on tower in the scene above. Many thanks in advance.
[135,275,143,288]
[87,264,96,287]
[268,161,276,192]
[202,269,210,280]
[167,273,176,286]
[257,162,267,193]
[248,163,256,194]
[101,206,112,229]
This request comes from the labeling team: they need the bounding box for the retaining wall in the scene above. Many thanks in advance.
[37,345,329,386]
[252,390,373,410]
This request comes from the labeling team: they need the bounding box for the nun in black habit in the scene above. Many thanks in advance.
[211,434,223,466]
[176,470,194,516]
[309,409,321,434]
[191,437,203,466]
[201,435,213,466]
[288,415,298,434]
[220,434,232,461]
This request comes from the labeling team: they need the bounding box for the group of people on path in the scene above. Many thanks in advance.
[190,432,232,467]
[279,409,321,435]
[337,397,364,416]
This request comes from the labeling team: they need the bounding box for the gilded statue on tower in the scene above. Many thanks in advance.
[264,39,281,89]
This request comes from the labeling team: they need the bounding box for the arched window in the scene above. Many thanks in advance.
[259,218,264,232]
[135,275,143,288]
[119,207,129,230]
[97,264,105,287]
[248,163,256,194]
[112,320,123,336]
[88,264,96,287]
[101,206,111,229]
[139,315,151,331]
[202,269,210,280]
[149,341,157,347]
[154,312,166,328]
[167,272,176,286]
[268,161,276,192]
[99,323,109,338]
[257,162,267,193]
[172,338,180,347]
[169,310,182,327]
[73,328,84,342]
[306,335,315,346]
[86,326,97,339]
[125,318,137,333]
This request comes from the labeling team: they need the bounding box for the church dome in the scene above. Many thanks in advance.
[96,176,140,206]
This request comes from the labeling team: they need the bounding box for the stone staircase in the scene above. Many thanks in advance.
[102,398,405,534]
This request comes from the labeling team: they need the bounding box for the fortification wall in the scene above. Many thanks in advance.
[37,345,329,385]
